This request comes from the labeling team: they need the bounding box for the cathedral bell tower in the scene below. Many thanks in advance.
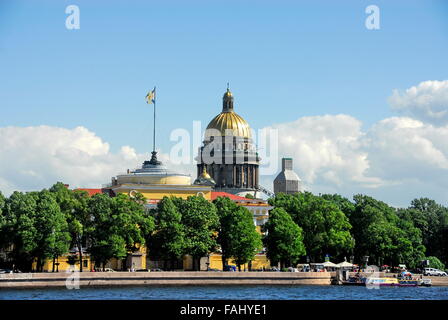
[222,85,234,112]
[196,86,260,197]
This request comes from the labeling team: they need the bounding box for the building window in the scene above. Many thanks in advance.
[83,260,88,268]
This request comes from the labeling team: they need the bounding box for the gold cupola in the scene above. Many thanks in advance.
[205,86,252,140]
[193,167,216,186]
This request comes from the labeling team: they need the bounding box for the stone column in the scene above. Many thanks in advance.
[255,166,259,188]
[249,166,253,188]
[226,165,232,187]
[233,166,237,186]
[252,166,255,189]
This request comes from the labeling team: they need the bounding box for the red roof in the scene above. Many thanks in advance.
[211,191,249,201]
[74,188,103,197]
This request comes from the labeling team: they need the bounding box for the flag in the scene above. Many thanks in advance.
[145,88,156,104]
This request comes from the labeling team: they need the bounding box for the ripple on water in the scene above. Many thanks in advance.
[1,285,448,300]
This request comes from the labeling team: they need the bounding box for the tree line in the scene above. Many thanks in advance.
[265,192,448,270]
[0,182,447,272]
[0,182,261,272]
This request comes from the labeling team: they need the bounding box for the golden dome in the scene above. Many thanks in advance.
[205,111,252,139]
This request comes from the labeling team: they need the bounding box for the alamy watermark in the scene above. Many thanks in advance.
[365,5,380,30]
[364,265,381,290]
[66,265,80,289]
[168,121,279,175]
[65,5,80,30]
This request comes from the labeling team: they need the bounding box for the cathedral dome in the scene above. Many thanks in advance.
[205,111,252,139]
[205,87,252,140]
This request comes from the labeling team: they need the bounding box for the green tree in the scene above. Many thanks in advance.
[395,212,426,268]
[33,190,71,272]
[148,196,185,270]
[269,192,354,262]
[3,191,38,271]
[178,196,219,271]
[68,189,91,271]
[49,182,91,271]
[88,193,154,270]
[214,196,239,268]
[214,196,262,271]
[228,207,262,271]
[425,256,445,271]
[351,194,425,268]
[0,191,6,251]
[400,198,448,264]
[321,194,355,219]
[263,207,305,268]
[88,193,118,269]
[111,193,154,251]
[351,195,398,266]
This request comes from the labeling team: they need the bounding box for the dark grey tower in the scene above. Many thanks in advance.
[273,158,302,194]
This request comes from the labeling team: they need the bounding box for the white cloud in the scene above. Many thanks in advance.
[263,114,448,206]
[365,117,448,183]
[389,80,448,125]
[267,114,383,188]
[0,125,193,196]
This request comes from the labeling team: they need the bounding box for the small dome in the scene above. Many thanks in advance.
[223,88,233,98]
[200,167,212,180]
[194,167,216,186]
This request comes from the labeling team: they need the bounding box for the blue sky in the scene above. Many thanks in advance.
[1,0,448,206]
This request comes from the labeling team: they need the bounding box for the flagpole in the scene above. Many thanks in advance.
[153,86,156,153]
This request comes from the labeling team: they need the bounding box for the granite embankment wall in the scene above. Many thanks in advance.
[0,271,331,288]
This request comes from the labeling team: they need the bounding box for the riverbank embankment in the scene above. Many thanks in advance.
[2,271,447,289]
[0,271,331,288]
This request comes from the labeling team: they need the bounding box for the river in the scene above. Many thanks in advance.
[1,285,448,300]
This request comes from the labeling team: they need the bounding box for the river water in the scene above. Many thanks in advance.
[1,285,448,300]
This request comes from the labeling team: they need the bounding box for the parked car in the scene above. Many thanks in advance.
[423,268,448,276]
[223,265,237,272]
[0,269,13,274]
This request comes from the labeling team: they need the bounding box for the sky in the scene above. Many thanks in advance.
[1,0,448,207]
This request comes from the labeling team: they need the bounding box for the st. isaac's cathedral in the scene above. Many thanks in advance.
[194,87,260,197]
[47,87,303,272]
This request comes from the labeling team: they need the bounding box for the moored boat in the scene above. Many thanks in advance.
[364,277,401,287]
[341,275,432,287]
